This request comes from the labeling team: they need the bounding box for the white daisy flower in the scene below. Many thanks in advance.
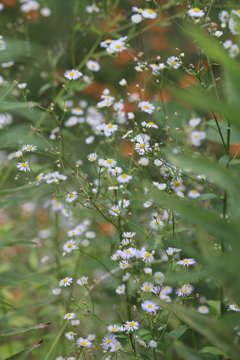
[143,200,153,208]
[175,284,193,297]
[107,324,121,332]
[87,152,98,162]
[138,101,155,114]
[65,331,76,340]
[149,63,165,75]
[63,240,77,253]
[22,144,37,152]
[87,60,100,71]
[177,258,195,266]
[102,158,117,168]
[141,300,159,313]
[116,284,126,294]
[119,78,127,86]
[59,277,73,287]
[219,10,229,23]
[190,131,206,146]
[103,123,118,136]
[64,69,82,80]
[71,319,80,326]
[52,288,61,295]
[229,304,240,312]
[141,282,154,292]
[167,56,181,69]
[149,340,158,348]
[65,116,79,127]
[188,8,204,17]
[142,8,157,19]
[64,313,75,320]
[198,305,209,314]
[154,271,165,284]
[76,337,92,347]
[142,249,155,263]
[124,321,139,331]
[17,162,30,172]
[77,276,88,286]
[18,83,27,89]
[189,117,201,127]
[188,189,200,198]
[228,18,240,35]
[229,44,240,58]
[71,107,84,115]
[110,341,122,352]
[117,174,132,183]
[65,191,78,203]
[142,121,158,129]
[101,334,117,349]
[109,205,120,216]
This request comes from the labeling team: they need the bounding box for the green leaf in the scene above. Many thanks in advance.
[154,235,162,248]
[164,325,189,346]
[218,155,230,167]
[173,341,206,360]
[193,193,218,201]
[0,298,16,309]
[0,323,51,337]
[5,340,43,360]
[0,102,37,111]
[0,82,17,102]
[139,353,152,360]
[0,240,39,247]
[200,346,229,357]
[0,184,36,195]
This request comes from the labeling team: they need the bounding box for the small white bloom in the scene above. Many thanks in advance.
[141,300,159,313]
[117,173,132,183]
[198,305,209,314]
[189,117,201,127]
[131,14,143,23]
[63,240,77,253]
[149,340,158,348]
[214,31,223,37]
[167,56,181,69]
[52,288,61,295]
[71,319,80,326]
[76,337,92,347]
[229,304,240,312]
[65,191,78,203]
[17,162,30,172]
[59,277,73,287]
[77,276,88,286]
[188,8,204,17]
[64,313,75,320]
[188,189,200,198]
[138,101,155,114]
[116,284,126,294]
[22,144,37,152]
[87,152,98,162]
[40,7,51,16]
[119,78,127,86]
[177,258,195,266]
[124,321,139,331]
[87,60,100,72]
[18,83,27,89]
[64,69,82,80]
[229,44,240,58]
[142,8,157,19]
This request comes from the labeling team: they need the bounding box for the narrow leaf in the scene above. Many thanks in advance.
[5,340,43,360]
[193,193,218,201]
[164,325,189,346]
[200,346,229,357]
[218,155,230,167]
[0,323,51,337]
[0,298,16,309]
[0,240,39,247]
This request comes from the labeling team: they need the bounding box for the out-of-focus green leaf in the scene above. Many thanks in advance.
[218,155,229,167]
[173,340,206,360]
[0,102,36,112]
[0,323,51,337]
[5,340,43,360]
[0,82,17,102]
[0,184,36,195]
[164,325,189,346]
[0,299,16,309]
[200,346,229,357]
[0,240,38,247]
[193,193,218,201]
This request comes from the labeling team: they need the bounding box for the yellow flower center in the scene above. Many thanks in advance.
[68,194,74,198]
[121,174,127,178]
[80,341,87,346]
[147,304,153,308]
[125,250,131,254]
[147,9,154,14]
[143,105,149,109]
[144,252,151,257]
[67,243,73,248]
[22,163,28,167]
[69,72,75,76]
[115,45,122,49]
[174,181,180,186]
[139,144,145,148]
[234,305,239,309]
[234,25,239,31]
[129,322,135,327]
[107,159,113,163]
[148,122,154,125]
[106,339,112,344]
[145,286,151,290]
[171,60,177,66]
[111,327,117,331]
[26,146,32,150]
[193,8,200,12]
[183,259,189,263]
[191,190,198,194]
[63,279,69,283]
